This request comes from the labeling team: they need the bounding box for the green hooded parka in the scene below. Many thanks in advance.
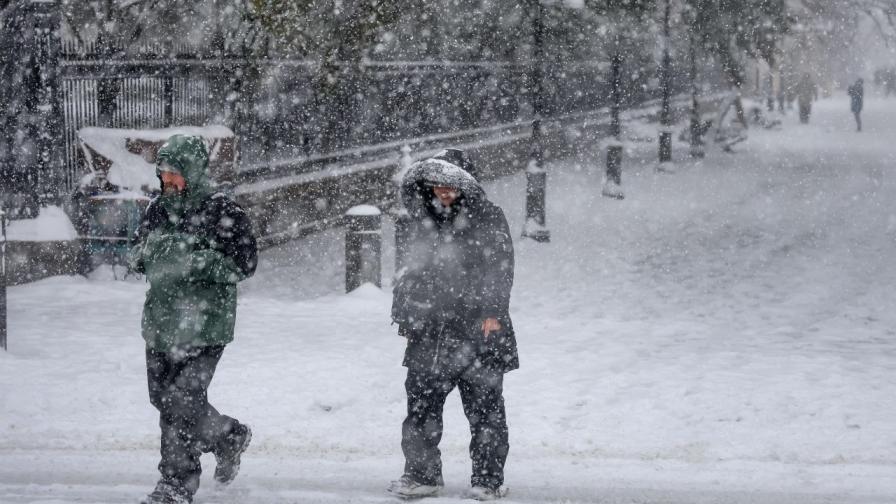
[130,135,257,351]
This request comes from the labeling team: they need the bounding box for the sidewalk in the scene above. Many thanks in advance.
[2,96,895,503]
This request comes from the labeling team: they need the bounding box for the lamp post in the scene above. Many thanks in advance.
[394,144,414,275]
[522,0,551,241]
[658,0,673,167]
[686,5,705,158]
[1,208,7,351]
[602,51,625,200]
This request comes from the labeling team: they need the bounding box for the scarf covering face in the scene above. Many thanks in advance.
[155,134,213,217]
[401,158,484,219]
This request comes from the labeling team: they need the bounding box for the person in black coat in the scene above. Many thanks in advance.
[388,150,517,501]
[797,73,817,124]
[848,78,864,132]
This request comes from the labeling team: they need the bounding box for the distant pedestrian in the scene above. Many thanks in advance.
[848,78,864,132]
[773,71,784,113]
[130,135,258,504]
[389,150,518,501]
[883,68,896,98]
[796,73,817,124]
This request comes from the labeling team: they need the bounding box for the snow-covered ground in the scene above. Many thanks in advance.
[3,97,896,503]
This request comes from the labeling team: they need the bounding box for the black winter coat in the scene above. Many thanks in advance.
[392,159,519,374]
[849,81,864,113]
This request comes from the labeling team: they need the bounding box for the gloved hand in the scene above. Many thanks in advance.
[127,242,146,275]
[142,232,195,284]
[189,249,245,284]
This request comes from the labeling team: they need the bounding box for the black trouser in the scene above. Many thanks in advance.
[799,102,811,123]
[402,365,509,490]
[146,345,240,495]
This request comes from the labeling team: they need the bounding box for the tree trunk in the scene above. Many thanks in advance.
[718,44,748,129]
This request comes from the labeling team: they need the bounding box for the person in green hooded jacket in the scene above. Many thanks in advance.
[129,134,257,504]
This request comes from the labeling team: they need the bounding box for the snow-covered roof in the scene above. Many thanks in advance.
[77,126,234,192]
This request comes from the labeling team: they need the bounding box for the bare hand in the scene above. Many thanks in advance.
[481,318,502,338]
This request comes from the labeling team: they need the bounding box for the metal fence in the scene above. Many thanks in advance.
[6,2,691,206]
[51,39,676,195]
[57,40,214,191]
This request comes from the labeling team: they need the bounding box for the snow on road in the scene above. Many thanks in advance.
[2,96,896,503]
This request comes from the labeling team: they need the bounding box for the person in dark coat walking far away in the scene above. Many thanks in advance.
[388,149,518,501]
[129,134,258,504]
[797,72,818,124]
[848,78,864,132]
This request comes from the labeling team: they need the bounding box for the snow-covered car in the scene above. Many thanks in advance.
[69,126,237,271]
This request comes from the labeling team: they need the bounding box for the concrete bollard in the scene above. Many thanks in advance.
[345,205,382,292]
[522,119,550,242]
[602,142,625,200]
[657,124,675,174]
[658,127,673,165]
[522,168,550,242]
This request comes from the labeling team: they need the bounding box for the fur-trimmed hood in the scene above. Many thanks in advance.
[401,157,485,218]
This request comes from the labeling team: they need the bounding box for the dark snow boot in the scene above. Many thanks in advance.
[213,423,252,485]
[140,480,192,504]
[387,474,444,499]
[468,485,509,501]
